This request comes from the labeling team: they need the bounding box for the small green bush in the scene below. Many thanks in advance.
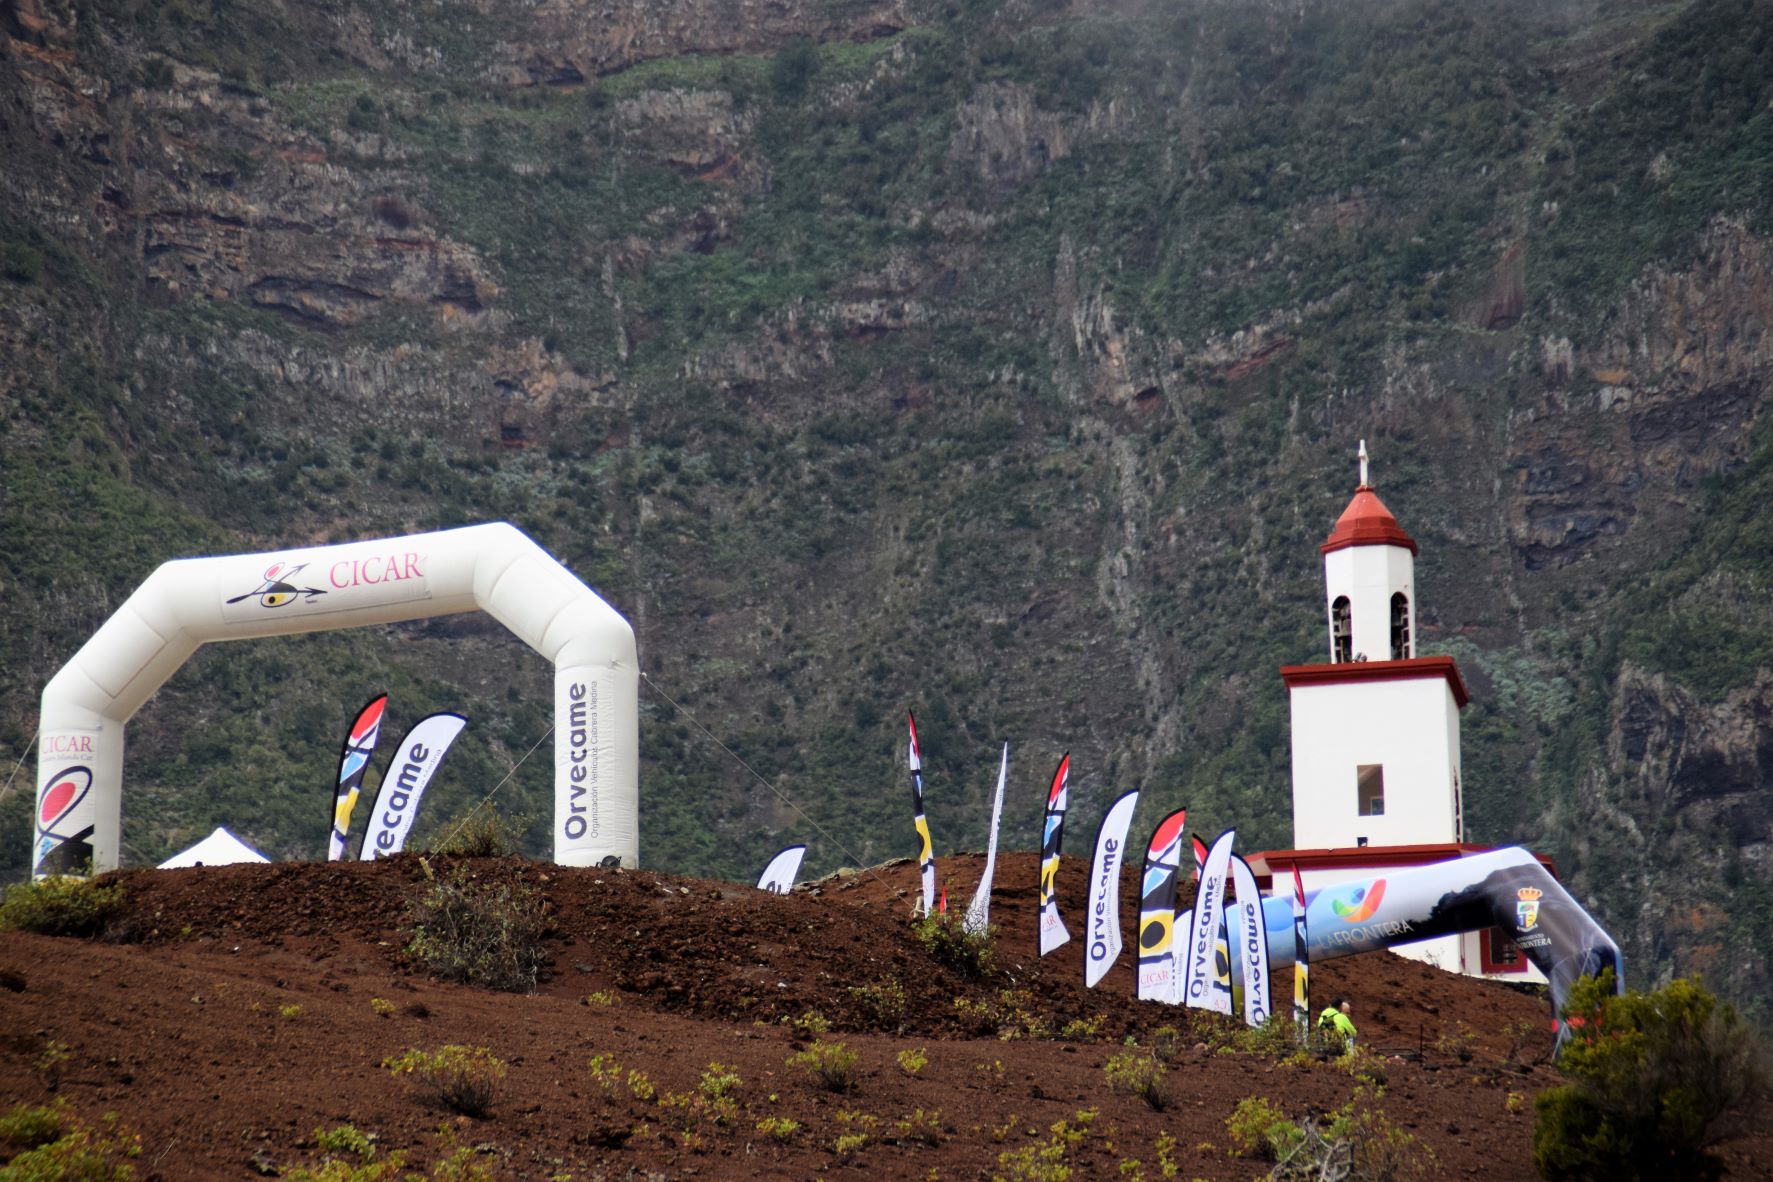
[424,809,527,858]
[698,1062,741,1101]
[0,876,127,938]
[1266,1086,1431,1182]
[912,912,997,979]
[1532,972,1767,1181]
[755,1116,800,1142]
[788,1041,861,1093]
[383,1045,507,1118]
[404,864,546,992]
[1225,1096,1300,1160]
[0,1102,69,1149]
[849,977,907,1030]
[893,1107,943,1146]
[1103,1051,1169,1111]
[0,1106,139,1181]
[0,243,44,285]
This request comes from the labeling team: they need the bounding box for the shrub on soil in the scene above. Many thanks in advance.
[404,863,546,992]
[423,808,528,858]
[1269,1086,1432,1182]
[384,1045,507,1118]
[1103,1051,1168,1111]
[0,1103,139,1180]
[0,876,126,938]
[912,911,997,979]
[1225,1096,1299,1160]
[788,1041,860,1093]
[1532,971,1767,1182]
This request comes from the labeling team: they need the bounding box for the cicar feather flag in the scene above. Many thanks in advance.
[964,743,1009,935]
[1135,808,1187,1002]
[907,712,936,915]
[1083,789,1140,988]
[329,694,387,861]
[1037,753,1073,956]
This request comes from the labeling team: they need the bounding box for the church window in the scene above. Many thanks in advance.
[1390,592,1410,659]
[1332,596,1352,663]
[1357,764,1385,816]
[1482,927,1526,973]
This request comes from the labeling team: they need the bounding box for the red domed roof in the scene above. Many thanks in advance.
[1321,485,1418,555]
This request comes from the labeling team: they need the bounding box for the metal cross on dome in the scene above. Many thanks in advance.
[1358,439,1369,487]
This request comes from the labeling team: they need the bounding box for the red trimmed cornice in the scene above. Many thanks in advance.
[1280,655,1470,708]
[1247,843,1558,879]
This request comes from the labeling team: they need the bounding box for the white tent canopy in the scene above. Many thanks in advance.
[157,827,270,869]
[32,523,638,877]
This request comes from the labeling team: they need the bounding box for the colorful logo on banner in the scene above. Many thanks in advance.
[907,712,936,916]
[226,560,327,609]
[1135,808,1187,1001]
[1329,879,1386,923]
[1037,754,1073,954]
[223,550,431,623]
[1516,886,1542,931]
[35,764,95,874]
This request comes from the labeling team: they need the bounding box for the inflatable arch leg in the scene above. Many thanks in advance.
[1256,847,1623,1036]
[32,523,637,876]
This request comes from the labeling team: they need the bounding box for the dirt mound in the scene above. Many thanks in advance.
[0,853,1766,1179]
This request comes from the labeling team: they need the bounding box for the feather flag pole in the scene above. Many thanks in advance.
[1037,753,1073,956]
[907,712,936,916]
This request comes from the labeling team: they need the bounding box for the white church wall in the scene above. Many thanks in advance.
[1289,675,1461,850]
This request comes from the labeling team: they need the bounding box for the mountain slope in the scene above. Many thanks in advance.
[1,0,1770,1022]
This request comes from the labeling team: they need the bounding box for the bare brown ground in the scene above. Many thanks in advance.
[1,851,1767,1180]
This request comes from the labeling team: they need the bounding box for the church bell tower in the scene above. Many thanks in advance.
[1281,443,1468,851]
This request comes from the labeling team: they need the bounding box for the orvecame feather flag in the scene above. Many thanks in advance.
[359,712,467,859]
[1230,854,1272,1028]
[756,844,807,894]
[1083,789,1140,988]
[1181,828,1236,1014]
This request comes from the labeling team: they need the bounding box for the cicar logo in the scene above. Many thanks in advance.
[38,766,92,832]
[1329,879,1386,924]
[1516,886,1542,931]
[226,560,327,609]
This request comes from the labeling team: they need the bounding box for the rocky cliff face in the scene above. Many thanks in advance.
[1,0,1769,1020]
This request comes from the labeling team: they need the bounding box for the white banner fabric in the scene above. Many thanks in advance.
[360,713,467,859]
[1083,789,1140,988]
[1231,854,1272,1028]
[1181,828,1236,1013]
[755,844,807,894]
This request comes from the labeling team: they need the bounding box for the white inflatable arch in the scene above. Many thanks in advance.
[32,523,637,876]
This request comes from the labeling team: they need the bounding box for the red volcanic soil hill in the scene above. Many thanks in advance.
[1,851,1767,1179]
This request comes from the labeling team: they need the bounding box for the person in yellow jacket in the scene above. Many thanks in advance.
[1318,997,1358,1049]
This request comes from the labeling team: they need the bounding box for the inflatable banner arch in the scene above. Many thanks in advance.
[1250,847,1623,1035]
[32,523,637,877]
